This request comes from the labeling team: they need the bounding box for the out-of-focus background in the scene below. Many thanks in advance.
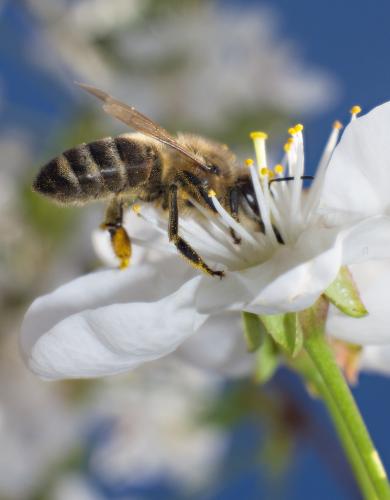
[1,1,390,498]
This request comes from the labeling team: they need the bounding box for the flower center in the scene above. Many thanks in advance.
[128,106,361,273]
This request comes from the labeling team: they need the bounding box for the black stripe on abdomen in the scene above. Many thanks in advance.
[63,145,102,197]
[114,137,150,187]
[88,138,126,193]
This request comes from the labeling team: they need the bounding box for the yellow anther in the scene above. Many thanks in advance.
[350,105,362,116]
[294,123,304,133]
[333,120,343,130]
[287,137,294,144]
[288,127,296,136]
[208,189,216,198]
[274,164,284,174]
[284,143,291,153]
[250,131,268,140]
[260,167,268,176]
[245,158,254,166]
[267,169,275,179]
[132,203,141,214]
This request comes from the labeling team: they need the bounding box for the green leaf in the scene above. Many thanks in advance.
[260,313,303,357]
[255,334,279,384]
[242,312,263,352]
[324,266,368,318]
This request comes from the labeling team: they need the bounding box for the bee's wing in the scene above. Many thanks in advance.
[77,83,212,173]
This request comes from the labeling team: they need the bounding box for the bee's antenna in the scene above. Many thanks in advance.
[269,175,314,186]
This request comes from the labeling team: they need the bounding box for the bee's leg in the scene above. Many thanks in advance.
[228,186,242,245]
[168,184,224,278]
[101,197,131,269]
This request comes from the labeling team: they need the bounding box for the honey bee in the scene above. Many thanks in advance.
[33,84,259,277]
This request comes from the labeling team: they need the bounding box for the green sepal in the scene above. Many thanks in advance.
[242,312,263,352]
[260,312,303,357]
[324,266,368,318]
[255,333,279,384]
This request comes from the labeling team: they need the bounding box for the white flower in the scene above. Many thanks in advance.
[22,104,390,379]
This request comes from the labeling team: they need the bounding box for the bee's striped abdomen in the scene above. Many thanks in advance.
[34,134,161,204]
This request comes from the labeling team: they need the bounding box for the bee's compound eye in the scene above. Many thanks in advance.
[208,164,220,175]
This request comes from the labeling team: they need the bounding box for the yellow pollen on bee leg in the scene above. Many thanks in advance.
[208,189,216,198]
[274,164,284,175]
[333,120,343,130]
[111,227,132,270]
[350,105,362,116]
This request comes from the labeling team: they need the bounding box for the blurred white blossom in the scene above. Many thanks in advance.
[87,363,226,489]
[51,474,104,500]
[25,1,337,124]
[0,335,79,499]
[26,0,145,86]
[116,4,337,125]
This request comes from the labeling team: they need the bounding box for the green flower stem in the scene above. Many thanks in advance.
[313,368,377,499]
[304,329,390,500]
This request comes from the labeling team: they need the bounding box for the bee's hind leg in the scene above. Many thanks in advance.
[101,197,131,269]
[168,184,224,278]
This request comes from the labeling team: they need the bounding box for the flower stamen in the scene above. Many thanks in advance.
[350,105,362,122]
[208,189,257,245]
[304,119,343,220]
[248,135,279,247]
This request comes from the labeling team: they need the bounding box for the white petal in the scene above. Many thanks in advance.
[177,312,253,377]
[360,345,390,376]
[24,277,204,379]
[122,208,164,243]
[341,216,390,264]
[321,101,390,216]
[21,259,197,368]
[196,226,344,315]
[327,259,390,345]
